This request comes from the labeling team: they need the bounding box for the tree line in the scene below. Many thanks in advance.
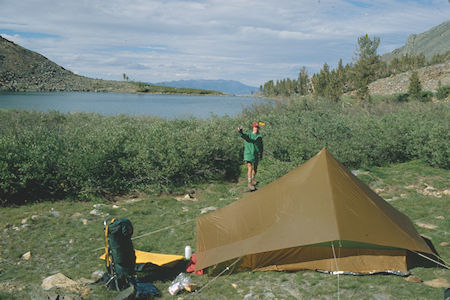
[260,35,450,101]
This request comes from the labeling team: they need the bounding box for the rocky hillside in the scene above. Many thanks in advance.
[0,36,220,94]
[0,36,139,92]
[382,20,450,63]
[369,61,450,95]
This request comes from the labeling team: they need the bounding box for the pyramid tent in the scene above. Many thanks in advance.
[196,148,437,274]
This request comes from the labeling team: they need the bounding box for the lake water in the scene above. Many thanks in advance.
[0,92,265,119]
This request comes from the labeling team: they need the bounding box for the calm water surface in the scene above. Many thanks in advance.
[0,92,266,119]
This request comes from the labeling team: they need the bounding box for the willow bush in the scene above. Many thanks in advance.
[0,98,448,205]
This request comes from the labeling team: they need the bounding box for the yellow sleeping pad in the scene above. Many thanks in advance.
[100,250,184,266]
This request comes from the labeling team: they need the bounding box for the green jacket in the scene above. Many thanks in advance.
[239,131,263,162]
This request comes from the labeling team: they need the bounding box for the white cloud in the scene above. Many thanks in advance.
[0,0,449,86]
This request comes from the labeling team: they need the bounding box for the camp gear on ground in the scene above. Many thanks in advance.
[103,217,135,290]
[196,148,440,275]
[102,217,185,292]
[168,273,194,295]
[185,246,192,260]
[106,218,136,277]
[239,130,263,162]
[186,254,204,275]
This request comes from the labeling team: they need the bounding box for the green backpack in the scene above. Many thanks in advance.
[106,218,136,277]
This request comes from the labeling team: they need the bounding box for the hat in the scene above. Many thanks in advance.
[252,122,259,128]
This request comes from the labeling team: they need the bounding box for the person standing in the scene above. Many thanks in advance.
[238,122,263,191]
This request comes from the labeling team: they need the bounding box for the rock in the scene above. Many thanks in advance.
[400,193,407,198]
[435,216,445,220]
[443,189,450,195]
[175,194,197,202]
[41,273,89,294]
[423,278,450,288]
[244,293,257,300]
[200,206,217,214]
[50,209,60,217]
[112,205,120,209]
[22,251,31,260]
[82,219,88,225]
[29,288,82,300]
[31,215,40,220]
[264,292,276,298]
[405,275,422,283]
[231,283,238,289]
[21,218,28,224]
[71,212,83,219]
[91,270,106,282]
[89,209,101,216]
[440,242,450,247]
[93,203,105,208]
[415,222,437,230]
[42,273,76,291]
[425,185,435,191]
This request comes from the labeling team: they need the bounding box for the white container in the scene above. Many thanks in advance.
[185,245,192,260]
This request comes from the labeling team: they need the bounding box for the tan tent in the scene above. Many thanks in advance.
[196,148,437,274]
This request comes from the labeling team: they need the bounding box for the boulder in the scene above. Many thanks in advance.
[41,273,89,295]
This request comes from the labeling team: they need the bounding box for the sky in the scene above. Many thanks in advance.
[0,0,449,87]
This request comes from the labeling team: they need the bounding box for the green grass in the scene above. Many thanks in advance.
[0,160,449,299]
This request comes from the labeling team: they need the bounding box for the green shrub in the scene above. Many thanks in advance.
[417,91,433,102]
[436,84,450,100]
[395,93,409,102]
[0,99,448,205]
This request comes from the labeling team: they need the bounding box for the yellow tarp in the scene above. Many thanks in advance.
[100,250,184,266]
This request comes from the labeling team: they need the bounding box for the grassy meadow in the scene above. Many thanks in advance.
[0,95,449,299]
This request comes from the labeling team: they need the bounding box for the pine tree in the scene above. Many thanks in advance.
[297,67,309,96]
[352,34,381,102]
[327,69,343,103]
[408,70,422,100]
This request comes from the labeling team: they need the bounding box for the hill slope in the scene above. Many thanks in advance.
[382,20,450,63]
[0,36,220,95]
[0,36,134,92]
[369,61,450,95]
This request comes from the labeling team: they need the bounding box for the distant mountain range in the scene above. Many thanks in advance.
[153,79,259,95]
[381,20,450,63]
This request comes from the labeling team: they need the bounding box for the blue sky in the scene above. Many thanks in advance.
[0,0,449,86]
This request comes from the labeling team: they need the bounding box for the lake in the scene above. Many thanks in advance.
[0,92,266,119]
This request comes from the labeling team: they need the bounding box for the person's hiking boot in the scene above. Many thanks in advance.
[252,179,258,186]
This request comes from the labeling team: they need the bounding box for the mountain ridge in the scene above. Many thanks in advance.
[153,79,258,95]
[381,20,450,63]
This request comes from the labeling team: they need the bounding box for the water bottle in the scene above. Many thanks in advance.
[185,245,192,260]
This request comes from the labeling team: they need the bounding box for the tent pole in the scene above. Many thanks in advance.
[331,241,340,300]
[190,257,241,297]
[411,250,449,269]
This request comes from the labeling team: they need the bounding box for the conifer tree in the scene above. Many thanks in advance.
[297,67,309,96]
[408,70,422,100]
[352,34,381,102]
